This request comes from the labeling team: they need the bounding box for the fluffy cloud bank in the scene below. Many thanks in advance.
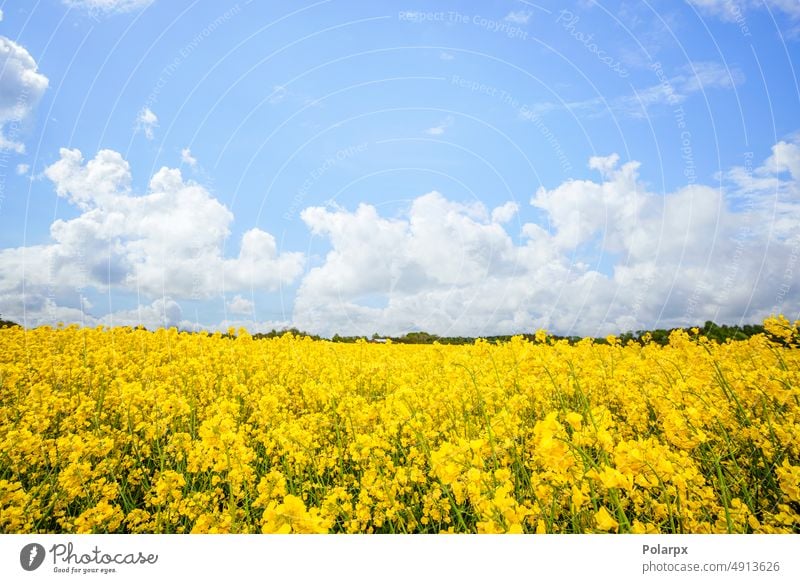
[293,141,800,337]
[1,141,798,336]
[0,148,303,326]
[0,37,49,153]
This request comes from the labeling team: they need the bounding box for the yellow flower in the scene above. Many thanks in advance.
[73,500,124,533]
[261,495,330,534]
[594,507,619,532]
[777,462,800,502]
[631,520,659,534]
[0,317,797,534]
[565,412,583,431]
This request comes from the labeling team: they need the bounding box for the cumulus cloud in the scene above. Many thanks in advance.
[16,163,30,175]
[227,294,254,315]
[62,0,155,14]
[100,297,183,328]
[293,141,800,337]
[136,107,158,140]
[491,201,519,224]
[0,37,49,153]
[181,147,197,168]
[4,142,798,336]
[4,296,182,330]
[764,140,800,179]
[0,148,304,327]
[294,191,566,336]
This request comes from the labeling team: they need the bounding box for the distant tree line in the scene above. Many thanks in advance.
[0,315,782,346]
[252,328,322,341]
[330,321,770,346]
[188,327,323,341]
[0,315,20,329]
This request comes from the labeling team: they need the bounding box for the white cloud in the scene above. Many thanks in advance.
[0,8,4,21]
[3,296,180,330]
[100,297,183,328]
[439,51,455,61]
[505,10,532,24]
[687,0,800,21]
[687,0,746,20]
[763,140,800,179]
[62,0,155,15]
[227,294,254,315]
[5,142,799,337]
[16,163,30,175]
[424,115,454,136]
[136,107,158,140]
[491,201,519,224]
[293,141,800,337]
[529,61,744,120]
[588,153,621,176]
[181,147,197,168]
[0,37,49,153]
[294,191,564,336]
[675,61,745,92]
[618,61,744,117]
[0,148,304,327]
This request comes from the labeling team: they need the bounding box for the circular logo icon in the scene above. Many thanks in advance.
[20,543,46,571]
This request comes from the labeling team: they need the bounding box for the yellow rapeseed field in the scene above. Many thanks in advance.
[1,317,798,534]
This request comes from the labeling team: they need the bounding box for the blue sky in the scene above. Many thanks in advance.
[0,0,798,337]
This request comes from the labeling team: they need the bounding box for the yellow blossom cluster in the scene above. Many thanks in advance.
[1,318,798,533]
